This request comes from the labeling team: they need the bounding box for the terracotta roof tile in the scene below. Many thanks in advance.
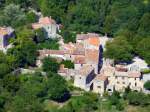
[74,56,86,64]
[32,17,56,29]
[39,17,56,24]
[128,71,141,78]
[85,49,99,63]
[115,65,128,72]
[38,50,64,55]
[88,37,100,46]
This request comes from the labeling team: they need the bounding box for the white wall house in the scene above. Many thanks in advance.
[32,17,58,39]
[74,65,95,91]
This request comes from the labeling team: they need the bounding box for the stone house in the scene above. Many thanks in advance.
[93,74,108,95]
[111,65,143,92]
[74,65,95,91]
[128,71,143,91]
[58,64,78,80]
[0,27,14,49]
[32,17,58,38]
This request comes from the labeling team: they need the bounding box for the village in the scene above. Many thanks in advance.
[1,16,149,96]
[0,1,150,112]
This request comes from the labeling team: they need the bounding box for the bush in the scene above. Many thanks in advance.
[42,57,60,73]
[144,81,150,90]
[61,60,74,69]
[116,102,124,111]
[127,91,150,106]
[37,39,59,50]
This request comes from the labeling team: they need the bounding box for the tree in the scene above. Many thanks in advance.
[18,73,47,99]
[42,57,60,73]
[109,91,120,105]
[0,4,26,27]
[144,81,150,90]
[103,0,141,36]
[116,101,124,111]
[37,38,59,50]
[46,72,70,102]
[136,38,150,65]
[61,30,76,43]
[2,74,20,93]
[5,95,44,112]
[16,26,35,41]
[0,63,11,78]
[104,36,133,63]
[8,40,37,67]
[61,60,74,69]
[34,28,45,43]
[127,91,150,106]
[26,11,37,24]
[138,13,150,37]
[5,0,31,9]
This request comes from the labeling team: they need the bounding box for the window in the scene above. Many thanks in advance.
[108,89,112,91]
[129,83,131,86]
[122,77,124,80]
[97,86,101,88]
[135,83,137,86]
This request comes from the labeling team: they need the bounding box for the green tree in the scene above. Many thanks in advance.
[45,72,70,102]
[8,40,37,67]
[144,81,150,90]
[136,38,150,65]
[35,28,45,43]
[109,91,120,105]
[138,13,150,37]
[116,101,124,111]
[61,30,76,43]
[0,63,11,78]
[26,11,37,24]
[127,91,150,106]
[5,0,31,9]
[0,4,26,27]
[18,73,47,99]
[2,74,20,93]
[104,36,133,63]
[5,95,44,112]
[61,60,74,69]
[42,57,60,73]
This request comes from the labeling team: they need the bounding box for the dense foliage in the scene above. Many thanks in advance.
[104,36,133,63]
[42,57,60,73]
[144,81,150,90]
[61,60,74,69]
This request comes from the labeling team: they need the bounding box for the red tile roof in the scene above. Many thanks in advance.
[38,50,64,56]
[115,65,128,72]
[88,37,100,46]
[128,71,141,78]
[32,17,56,29]
[39,17,56,25]
[74,56,86,64]
[85,49,99,63]
[76,33,99,41]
